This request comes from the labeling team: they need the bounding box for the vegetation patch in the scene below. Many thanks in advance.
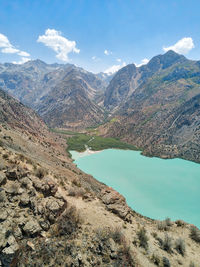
[66,133,138,152]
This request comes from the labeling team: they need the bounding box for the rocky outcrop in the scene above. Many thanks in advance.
[0,162,67,265]
[101,187,131,221]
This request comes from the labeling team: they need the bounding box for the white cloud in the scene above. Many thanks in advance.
[0,33,11,48]
[116,58,121,62]
[1,47,19,54]
[18,51,30,57]
[104,62,126,75]
[37,29,80,62]
[0,32,30,62]
[135,58,149,67]
[12,57,31,65]
[104,49,112,56]
[163,37,194,54]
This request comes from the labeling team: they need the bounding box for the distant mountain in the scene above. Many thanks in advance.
[1,51,200,162]
[101,50,200,162]
[104,50,186,111]
[36,66,105,128]
[96,72,114,86]
[0,60,106,129]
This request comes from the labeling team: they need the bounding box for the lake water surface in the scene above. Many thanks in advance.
[70,149,200,228]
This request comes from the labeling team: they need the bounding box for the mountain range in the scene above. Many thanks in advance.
[0,51,200,266]
[0,50,200,162]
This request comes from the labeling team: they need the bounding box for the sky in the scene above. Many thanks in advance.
[0,0,200,73]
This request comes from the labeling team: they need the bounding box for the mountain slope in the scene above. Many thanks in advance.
[0,61,106,129]
[101,51,200,162]
[104,51,187,112]
[0,88,47,136]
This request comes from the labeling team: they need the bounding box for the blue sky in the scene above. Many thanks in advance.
[0,0,200,73]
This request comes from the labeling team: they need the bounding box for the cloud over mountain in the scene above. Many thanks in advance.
[163,37,194,54]
[104,62,126,75]
[37,29,80,62]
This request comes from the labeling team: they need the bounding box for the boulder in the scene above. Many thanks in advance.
[20,177,33,189]
[13,226,23,240]
[0,188,7,202]
[19,193,30,206]
[0,235,19,267]
[5,182,20,195]
[100,187,131,220]
[0,209,8,221]
[45,197,66,223]
[6,167,28,181]
[32,176,58,197]
[0,172,6,186]
[0,229,7,249]
[41,177,58,197]
[6,169,18,180]
[23,219,42,237]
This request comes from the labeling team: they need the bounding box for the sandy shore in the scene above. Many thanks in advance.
[70,148,101,160]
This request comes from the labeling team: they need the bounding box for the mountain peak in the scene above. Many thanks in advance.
[146,50,186,71]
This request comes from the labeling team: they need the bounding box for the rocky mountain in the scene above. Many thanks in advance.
[104,51,187,111]
[0,85,200,267]
[0,61,106,129]
[37,66,105,128]
[1,51,200,161]
[101,51,200,162]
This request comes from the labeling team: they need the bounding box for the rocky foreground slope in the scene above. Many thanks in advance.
[0,83,200,266]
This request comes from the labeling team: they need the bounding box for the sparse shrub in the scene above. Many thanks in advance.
[18,154,25,162]
[162,234,173,253]
[137,227,149,250]
[120,239,133,264]
[56,205,80,236]
[26,158,34,165]
[175,219,186,227]
[189,262,196,267]
[163,256,171,267]
[152,232,158,238]
[157,218,172,231]
[72,178,81,187]
[151,253,161,265]
[175,238,185,256]
[2,153,9,159]
[95,227,111,242]
[190,226,200,243]
[0,140,4,147]
[165,217,172,226]
[68,188,76,197]
[110,226,123,243]
[35,167,47,179]
[68,187,85,197]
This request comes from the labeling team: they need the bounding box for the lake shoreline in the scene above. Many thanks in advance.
[71,148,200,228]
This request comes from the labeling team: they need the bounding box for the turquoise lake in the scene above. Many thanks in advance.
[70,149,200,228]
